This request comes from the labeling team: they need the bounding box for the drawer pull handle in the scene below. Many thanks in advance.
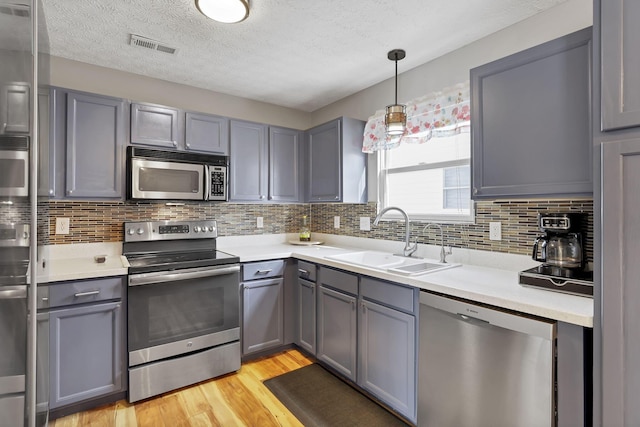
[298,269,309,275]
[74,290,100,298]
[256,269,272,275]
[41,297,49,302]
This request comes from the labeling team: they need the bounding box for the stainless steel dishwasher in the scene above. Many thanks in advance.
[419,292,557,427]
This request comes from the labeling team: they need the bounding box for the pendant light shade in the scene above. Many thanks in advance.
[385,49,406,137]
[196,0,249,23]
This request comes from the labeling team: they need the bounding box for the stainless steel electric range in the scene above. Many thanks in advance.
[123,220,240,403]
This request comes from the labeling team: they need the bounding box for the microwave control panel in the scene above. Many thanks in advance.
[209,166,227,200]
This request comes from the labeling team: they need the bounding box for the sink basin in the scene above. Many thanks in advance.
[325,250,460,275]
[325,251,408,269]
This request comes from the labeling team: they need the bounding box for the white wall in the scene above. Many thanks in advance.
[310,0,593,126]
[49,56,313,130]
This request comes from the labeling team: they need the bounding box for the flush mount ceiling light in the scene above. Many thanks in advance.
[385,49,407,137]
[196,0,249,23]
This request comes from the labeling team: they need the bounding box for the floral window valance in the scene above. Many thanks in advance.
[362,81,471,153]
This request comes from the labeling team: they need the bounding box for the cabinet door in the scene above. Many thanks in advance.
[36,312,49,414]
[242,278,283,355]
[230,120,268,201]
[601,0,640,130]
[49,301,124,409]
[601,137,640,426]
[0,83,29,133]
[185,112,229,154]
[269,126,302,202]
[65,92,125,198]
[317,285,357,381]
[297,278,316,355]
[131,103,179,149]
[307,119,341,202]
[358,299,416,423]
[471,27,592,198]
[37,88,53,197]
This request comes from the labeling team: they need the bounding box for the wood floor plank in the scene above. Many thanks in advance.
[49,349,314,427]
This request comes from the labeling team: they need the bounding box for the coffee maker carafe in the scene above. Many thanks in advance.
[532,213,584,269]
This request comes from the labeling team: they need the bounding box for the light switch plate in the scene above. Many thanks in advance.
[55,217,70,235]
[334,216,340,229]
[489,222,501,241]
[256,217,264,228]
[360,217,371,231]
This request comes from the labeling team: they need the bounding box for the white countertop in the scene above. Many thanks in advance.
[219,234,593,328]
[36,234,593,327]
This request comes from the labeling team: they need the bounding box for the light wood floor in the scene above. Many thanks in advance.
[50,349,314,427]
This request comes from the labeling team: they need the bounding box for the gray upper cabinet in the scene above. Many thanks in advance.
[130,102,179,149]
[306,117,367,203]
[230,120,303,202]
[601,0,640,131]
[230,120,268,201]
[0,82,29,133]
[185,112,229,154]
[269,126,303,202]
[37,88,53,197]
[471,27,593,199]
[65,91,126,198]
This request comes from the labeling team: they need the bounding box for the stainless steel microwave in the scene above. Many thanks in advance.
[126,146,228,201]
[0,136,29,198]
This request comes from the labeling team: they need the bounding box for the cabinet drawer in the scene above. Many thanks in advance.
[242,260,285,281]
[319,266,358,296]
[48,277,124,308]
[360,277,415,314]
[297,260,316,282]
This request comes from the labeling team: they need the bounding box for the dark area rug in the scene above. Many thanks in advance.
[263,363,411,427]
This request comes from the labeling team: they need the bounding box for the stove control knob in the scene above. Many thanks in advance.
[127,228,135,235]
[208,226,215,232]
[193,226,200,233]
[136,228,144,235]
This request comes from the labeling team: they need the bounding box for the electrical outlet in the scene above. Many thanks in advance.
[55,217,70,235]
[334,216,340,229]
[360,217,371,231]
[256,217,264,228]
[489,222,502,241]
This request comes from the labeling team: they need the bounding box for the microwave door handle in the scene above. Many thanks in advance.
[204,165,211,201]
[129,265,240,287]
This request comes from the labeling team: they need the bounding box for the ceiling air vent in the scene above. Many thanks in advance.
[0,4,30,18]
[129,34,178,55]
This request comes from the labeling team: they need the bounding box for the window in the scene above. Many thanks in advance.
[377,131,474,223]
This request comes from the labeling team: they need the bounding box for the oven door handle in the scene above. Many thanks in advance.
[0,285,27,299]
[128,265,240,287]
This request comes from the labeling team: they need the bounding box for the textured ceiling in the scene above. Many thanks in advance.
[40,0,568,112]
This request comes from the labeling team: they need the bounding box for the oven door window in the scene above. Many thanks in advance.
[128,271,239,351]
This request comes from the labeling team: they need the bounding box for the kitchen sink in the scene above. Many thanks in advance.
[325,250,460,275]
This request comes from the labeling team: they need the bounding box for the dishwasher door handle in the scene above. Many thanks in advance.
[457,313,490,326]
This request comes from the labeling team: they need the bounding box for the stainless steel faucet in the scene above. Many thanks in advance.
[373,206,418,257]
[423,223,452,263]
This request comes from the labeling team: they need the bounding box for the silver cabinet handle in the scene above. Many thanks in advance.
[256,269,272,275]
[186,143,191,149]
[259,195,265,199]
[172,141,178,147]
[74,290,100,298]
[41,297,49,302]
[298,269,309,276]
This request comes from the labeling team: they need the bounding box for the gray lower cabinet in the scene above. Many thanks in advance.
[358,277,417,423]
[185,112,229,154]
[130,102,179,149]
[46,277,126,410]
[600,0,640,130]
[306,117,367,203]
[0,82,29,134]
[296,260,317,355]
[316,267,358,381]
[230,120,303,202]
[470,27,592,199]
[241,260,285,356]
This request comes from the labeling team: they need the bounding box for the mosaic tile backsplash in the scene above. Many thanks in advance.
[4,199,593,262]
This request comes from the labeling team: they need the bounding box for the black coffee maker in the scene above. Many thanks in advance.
[532,212,584,269]
[519,212,593,297]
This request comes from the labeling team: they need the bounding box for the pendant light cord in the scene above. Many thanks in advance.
[394,54,398,104]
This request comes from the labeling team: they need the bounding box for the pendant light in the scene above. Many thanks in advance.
[385,49,406,136]
[196,0,249,23]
